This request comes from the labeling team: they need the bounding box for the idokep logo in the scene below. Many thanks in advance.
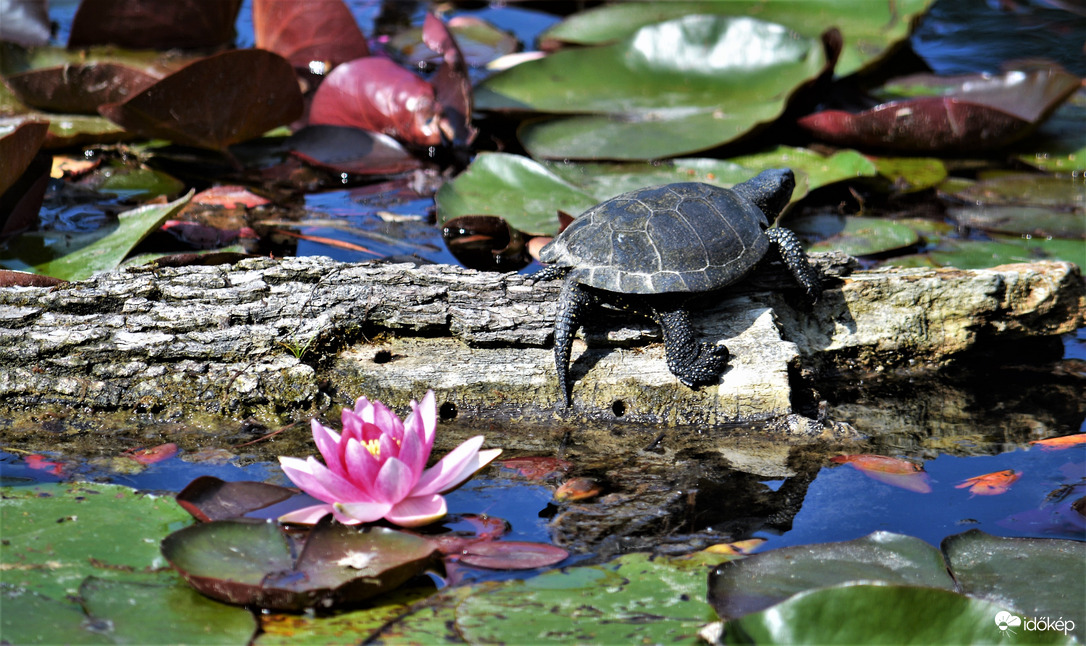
[994,611,1077,639]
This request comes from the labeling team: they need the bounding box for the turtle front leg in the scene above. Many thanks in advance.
[553,278,596,406]
[651,304,730,388]
[766,227,822,302]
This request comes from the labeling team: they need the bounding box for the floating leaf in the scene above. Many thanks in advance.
[308,57,442,148]
[176,476,296,522]
[0,585,113,646]
[477,15,829,160]
[538,0,935,78]
[457,541,570,570]
[79,577,258,645]
[68,0,243,50]
[792,215,920,257]
[955,469,1021,496]
[942,530,1085,644]
[161,517,438,611]
[99,50,303,152]
[442,215,529,270]
[0,120,47,197]
[726,583,1073,645]
[707,531,955,620]
[124,442,179,466]
[435,152,597,236]
[949,206,1084,240]
[288,125,422,176]
[799,68,1081,153]
[253,0,369,70]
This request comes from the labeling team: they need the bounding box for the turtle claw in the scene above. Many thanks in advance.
[675,343,730,387]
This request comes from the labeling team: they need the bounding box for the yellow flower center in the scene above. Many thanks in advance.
[363,438,381,457]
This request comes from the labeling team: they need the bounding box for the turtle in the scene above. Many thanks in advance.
[536,168,821,406]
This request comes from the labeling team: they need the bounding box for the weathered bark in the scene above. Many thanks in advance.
[0,254,1081,429]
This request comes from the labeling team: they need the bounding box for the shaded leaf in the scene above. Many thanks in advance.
[0,121,49,236]
[176,476,297,522]
[0,120,47,196]
[948,206,1084,240]
[942,530,1085,644]
[707,531,955,620]
[161,517,438,611]
[538,0,935,78]
[253,0,369,70]
[68,0,243,50]
[79,577,258,645]
[726,583,1073,645]
[423,13,476,148]
[4,61,163,115]
[457,541,569,570]
[441,215,529,271]
[288,125,422,176]
[485,15,829,160]
[308,57,442,148]
[99,50,304,152]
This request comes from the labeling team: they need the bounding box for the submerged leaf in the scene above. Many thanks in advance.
[955,469,1021,496]
[830,454,932,493]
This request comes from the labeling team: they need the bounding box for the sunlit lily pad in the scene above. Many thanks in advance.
[790,214,919,256]
[869,156,949,192]
[434,152,597,236]
[707,531,955,620]
[161,517,439,611]
[477,15,829,160]
[726,583,1074,645]
[537,0,935,78]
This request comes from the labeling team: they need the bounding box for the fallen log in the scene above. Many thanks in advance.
[0,254,1081,431]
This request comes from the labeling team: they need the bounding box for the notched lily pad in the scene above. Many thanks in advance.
[161,516,439,611]
[175,476,296,522]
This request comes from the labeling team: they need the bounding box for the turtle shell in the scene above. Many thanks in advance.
[539,182,770,294]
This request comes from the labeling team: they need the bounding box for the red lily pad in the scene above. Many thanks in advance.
[68,0,243,50]
[253,0,369,70]
[175,476,297,522]
[124,442,179,466]
[5,63,162,115]
[0,270,65,287]
[457,541,570,570]
[798,68,1081,153]
[831,454,932,493]
[0,120,49,236]
[308,56,442,148]
[0,120,47,197]
[288,125,422,175]
[161,516,439,611]
[98,49,304,152]
[422,12,476,148]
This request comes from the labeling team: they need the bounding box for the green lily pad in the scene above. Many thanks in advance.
[79,577,258,645]
[728,146,880,196]
[726,583,1074,645]
[790,214,920,256]
[1013,89,1086,172]
[943,173,1085,209]
[477,15,828,160]
[0,189,193,280]
[542,158,757,202]
[161,517,439,611]
[538,0,935,78]
[78,161,187,201]
[885,235,1084,269]
[1,584,114,645]
[870,156,949,192]
[434,152,597,235]
[948,205,1085,239]
[0,483,193,601]
[942,530,1086,644]
[707,531,955,620]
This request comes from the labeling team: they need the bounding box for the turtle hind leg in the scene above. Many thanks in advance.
[553,278,596,406]
[651,303,730,388]
[766,227,822,302]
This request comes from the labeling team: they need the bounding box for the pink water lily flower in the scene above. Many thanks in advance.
[279,391,501,527]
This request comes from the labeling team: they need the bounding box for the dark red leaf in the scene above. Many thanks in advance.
[442,215,529,270]
[98,49,304,152]
[253,0,369,70]
[308,57,442,147]
[554,477,602,502]
[289,124,422,175]
[0,121,48,197]
[68,0,243,50]
[5,63,163,114]
[422,13,476,147]
[457,541,569,570]
[0,270,65,287]
[176,476,297,522]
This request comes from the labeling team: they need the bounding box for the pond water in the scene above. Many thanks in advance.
[3,0,1084,601]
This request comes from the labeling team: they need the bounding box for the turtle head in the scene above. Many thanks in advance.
[732,168,795,221]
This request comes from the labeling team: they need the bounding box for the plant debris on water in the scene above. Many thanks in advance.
[0,0,1084,643]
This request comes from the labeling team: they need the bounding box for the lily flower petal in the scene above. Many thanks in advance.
[385,494,447,527]
[343,436,381,485]
[278,503,333,525]
[333,500,393,525]
[311,420,346,478]
[373,456,416,504]
[414,437,502,496]
[280,455,374,504]
[397,420,429,477]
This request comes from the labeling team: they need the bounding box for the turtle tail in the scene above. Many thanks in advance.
[766,227,822,302]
